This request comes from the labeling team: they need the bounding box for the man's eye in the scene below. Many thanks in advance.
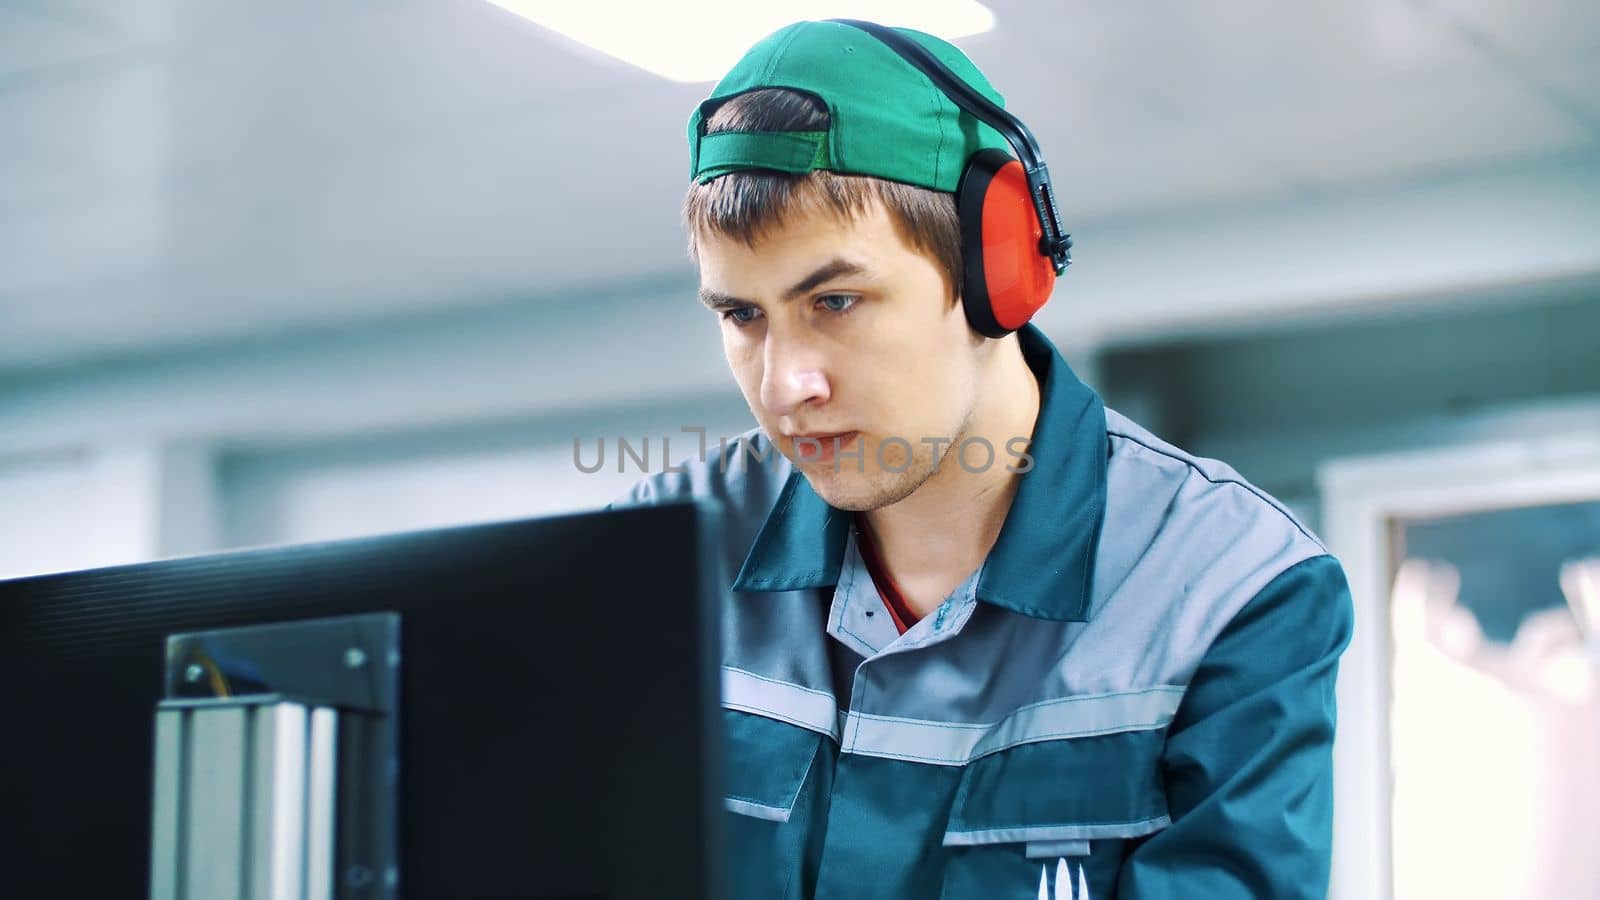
[722,306,762,326]
[818,294,859,314]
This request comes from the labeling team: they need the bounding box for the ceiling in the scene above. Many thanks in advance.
[1,0,1597,371]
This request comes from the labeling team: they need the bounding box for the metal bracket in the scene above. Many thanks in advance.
[149,613,400,900]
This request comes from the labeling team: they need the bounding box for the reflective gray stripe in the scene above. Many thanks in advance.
[1024,839,1090,859]
[723,797,794,823]
[841,711,987,765]
[944,815,1171,847]
[721,666,838,739]
[842,687,1183,766]
[970,687,1183,759]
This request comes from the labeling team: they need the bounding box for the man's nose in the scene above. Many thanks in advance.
[760,336,831,418]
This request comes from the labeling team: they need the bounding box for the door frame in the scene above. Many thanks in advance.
[1318,430,1600,900]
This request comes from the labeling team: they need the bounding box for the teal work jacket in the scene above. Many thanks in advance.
[614,323,1354,900]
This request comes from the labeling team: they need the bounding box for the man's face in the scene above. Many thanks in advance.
[696,199,982,511]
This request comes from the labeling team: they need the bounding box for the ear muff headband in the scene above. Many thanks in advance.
[826,19,1073,278]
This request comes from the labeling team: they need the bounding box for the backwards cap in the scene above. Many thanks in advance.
[687,20,1013,192]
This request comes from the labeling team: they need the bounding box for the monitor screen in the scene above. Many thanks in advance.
[0,501,725,900]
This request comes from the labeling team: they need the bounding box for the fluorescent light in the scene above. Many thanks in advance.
[485,1,996,83]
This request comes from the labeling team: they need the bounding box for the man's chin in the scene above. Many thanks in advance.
[795,465,868,510]
[798,466,920,512]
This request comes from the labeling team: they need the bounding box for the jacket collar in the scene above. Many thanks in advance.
[731,323,1107,622]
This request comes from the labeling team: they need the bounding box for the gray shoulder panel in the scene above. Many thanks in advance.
[1102,409,1324,549]
[1077,408,1332,692]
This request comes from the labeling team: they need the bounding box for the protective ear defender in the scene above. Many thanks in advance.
[957,148,1060,338]
[828,19,1072,338]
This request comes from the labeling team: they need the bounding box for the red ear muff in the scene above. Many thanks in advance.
[956,148,1057,338]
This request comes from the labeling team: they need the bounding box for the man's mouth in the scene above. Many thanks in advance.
[790,431,859,464]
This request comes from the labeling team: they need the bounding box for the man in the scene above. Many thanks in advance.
[612,19,1353,900]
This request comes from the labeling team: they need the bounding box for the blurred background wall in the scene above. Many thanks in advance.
[2,2,1597,898]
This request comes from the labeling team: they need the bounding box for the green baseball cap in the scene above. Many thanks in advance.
[686,20,1013,193]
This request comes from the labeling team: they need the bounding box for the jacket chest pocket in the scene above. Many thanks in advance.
[723,709,831,900]
[939,725,1172,900]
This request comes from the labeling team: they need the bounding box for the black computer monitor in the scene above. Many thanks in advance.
[0,501,725,900]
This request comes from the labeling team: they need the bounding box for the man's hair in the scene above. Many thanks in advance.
[682,89,963,305]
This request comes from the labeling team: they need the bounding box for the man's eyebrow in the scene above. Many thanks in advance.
[784,258,868,300]
[698,289,746,312]
[699,257,870,311]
